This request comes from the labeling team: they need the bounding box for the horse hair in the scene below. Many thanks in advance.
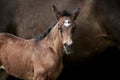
[62,10,72,17]
[35,22,57,42]
[35,10,72,42]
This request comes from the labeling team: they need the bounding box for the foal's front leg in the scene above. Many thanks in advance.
[33,72,48,80]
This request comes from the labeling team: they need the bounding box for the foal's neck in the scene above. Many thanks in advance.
[47,23,63,54]
[38,23,64,57]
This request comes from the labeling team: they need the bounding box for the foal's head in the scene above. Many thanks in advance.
[52,5,80,54]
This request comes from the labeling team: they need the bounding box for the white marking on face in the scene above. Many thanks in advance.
[0,66,5,70]
[64,20,71,27]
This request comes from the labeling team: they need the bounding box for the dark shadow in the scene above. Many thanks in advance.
[57,46,120,80]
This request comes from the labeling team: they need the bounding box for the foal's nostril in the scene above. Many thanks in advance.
[64,43,67,47]
[69,43,73,48]
[64,43,73,54]
[64,43,73,48]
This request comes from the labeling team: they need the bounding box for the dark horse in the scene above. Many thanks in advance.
[0,5,80,80]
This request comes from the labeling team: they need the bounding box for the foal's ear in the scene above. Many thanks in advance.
[72,8,80,20]
[52,5,62,20]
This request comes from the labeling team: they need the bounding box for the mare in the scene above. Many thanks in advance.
[0,5,80,80]
[0,0,119,64]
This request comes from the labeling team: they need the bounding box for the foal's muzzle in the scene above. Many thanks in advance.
[64,43,73,54]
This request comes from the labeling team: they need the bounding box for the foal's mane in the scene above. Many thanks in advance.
[35,22,56,42]
[35,10,72,42]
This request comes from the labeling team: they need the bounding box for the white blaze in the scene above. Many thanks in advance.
[64,20,71,27]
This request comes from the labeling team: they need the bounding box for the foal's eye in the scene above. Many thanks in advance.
[68,21,71,24]
[58,25,63,32]
[58,27,63,32]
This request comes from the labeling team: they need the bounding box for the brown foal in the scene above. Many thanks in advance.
[0,5,80,80]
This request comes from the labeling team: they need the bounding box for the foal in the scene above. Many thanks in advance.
[0,5,80,80]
